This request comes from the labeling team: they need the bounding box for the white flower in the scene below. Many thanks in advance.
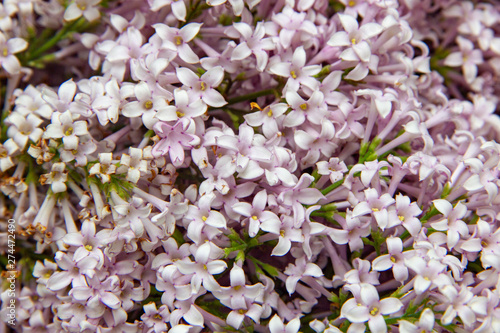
[64,0,101,22]
[40,162,68,193]
[117,148,148,183]
[89,153,117,183]
[43,111,88,150]
[341,284,402,333]
[0,32,28,75]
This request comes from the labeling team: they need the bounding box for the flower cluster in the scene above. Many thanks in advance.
[1,0,500,332]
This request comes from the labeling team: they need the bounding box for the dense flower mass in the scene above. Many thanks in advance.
[1,0,500,332]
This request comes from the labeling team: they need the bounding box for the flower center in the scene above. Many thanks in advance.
[299,103,308,111]
[202,216,208,221]
[370,307,379,316]
[176,111,185,117]
[144,100,153,110]
[154,314,162,320]
[2,48,8,57]
[64,127,74,136]
[348,0,356,6]
[252,215,258,220]
[200,81,207,91]
[234,285,242,291]
[372,208,379,212]
[390,255,397,263]
[398,215,405,221]
[84,244,93,251]
[351,38,357,45]
[175,36,183,45]
[290,70,297,79]
[238,309,246,314]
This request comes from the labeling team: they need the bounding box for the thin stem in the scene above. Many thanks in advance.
[226,88,276,106]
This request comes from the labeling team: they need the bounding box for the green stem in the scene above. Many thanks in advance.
[226,88,276,106]
[28,17,86,61]
[320,178,344,195]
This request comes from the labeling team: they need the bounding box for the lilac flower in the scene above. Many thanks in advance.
[158,88,207,121]
[175,242,227,292]
[47,252,98,291]
[328,14,383,63]
[227,22,275,72]
[176,66,227,107]
[352,188,396,230]
[6,112,44,149]
[294,120,337,167]
[341,283,402,333]
[430,200,469,250]
[43,111,88,150]
[244,102,288,138]
[152,119,200,167]
[89,153,116,183]
[69,275,122,318]
[213,264,264,329]
[372,237,414,282]
[63,220,106,267]
[64,0,100,22]
[0,32,28,75]
[438,285,487,328]
[269,46,321,91]
[149,0,186,21]
[316,157,348,183]
[398,308,435,333]
[268,315,301,333]
[232,189,280,237]
[153,23,201,63]
[444,36,483,84]
[141,302,170,333]
[116,148,148,183]
[329,211,371,252]
[284,90,328,127]
[39,162,68,193]
[404,257,451,294]
[271,6,318,49]
[392,194,422,237]
[121,81,172,129]
[284,256,323,294]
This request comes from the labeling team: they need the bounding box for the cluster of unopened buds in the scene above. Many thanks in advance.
[1,0,500,332]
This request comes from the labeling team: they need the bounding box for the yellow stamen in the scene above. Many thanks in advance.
[348,0,356,6]
[250,102,262,111]
[84,244,93,251]
[398,215,405,221]
[200,81,207,91]
[351,38,357,45]
[202,216,208,221]
[390,256,396,263]
[370,307,379,316]
[372,208,379,212]
[290,70,297,79]
[299,103,308,111]
[252,216,258,220]
[65,127,74,136]
[175,36,183,45]
[144,100,153,109]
